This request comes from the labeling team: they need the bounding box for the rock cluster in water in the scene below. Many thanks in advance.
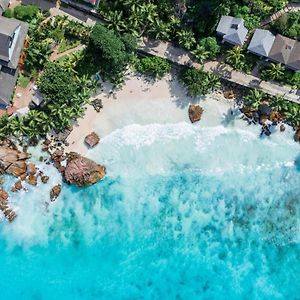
[0,189,16,222]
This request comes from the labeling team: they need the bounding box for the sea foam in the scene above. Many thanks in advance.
[0,122,299,299]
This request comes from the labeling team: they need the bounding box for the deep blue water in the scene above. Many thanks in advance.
[0,123,299,299]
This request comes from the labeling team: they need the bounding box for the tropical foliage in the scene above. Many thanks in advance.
[88,24,137,84]
[243,89,300,127]
[226,47,245,70]
[272,11,300,39]
[261,63,285,81]
[180,67,220,97]
[134,56,171,79]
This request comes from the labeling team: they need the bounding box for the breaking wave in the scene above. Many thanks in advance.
[0,122,299,299]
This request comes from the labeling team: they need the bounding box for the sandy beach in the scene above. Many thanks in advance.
[66,71,237,155]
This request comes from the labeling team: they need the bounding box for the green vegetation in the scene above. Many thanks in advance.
[0,62,95,139]
[180,67,220,97]
[272,11,300,39]
[134,56,170,79]
[88,24,137,84]
[243,88,300,127]
[225,47,259,74]
[58,39,80,53]
[24,15,90,77]
[4,4,40,22]
[17,74,31,88]
[261,63,285,81]
[192,37,221,63]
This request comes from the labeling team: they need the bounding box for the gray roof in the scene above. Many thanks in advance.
[247,29,275,57]
[268,34,295,65]
[286,41,300,71]
[216,16,248,46]
[0,16,28,69]
[0,0,9,15]
[0,66,18,107]
[0,19,19,62]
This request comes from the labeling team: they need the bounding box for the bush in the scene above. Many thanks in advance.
[13,5,39,22]
[89,24,132,82]
[180,67,220,97]
[3,8,14,18]
[38,62,78,104]
[198,37,221,58]
[134,56,170,79]
[272,11,300,39]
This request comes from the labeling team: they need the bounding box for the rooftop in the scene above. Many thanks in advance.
[216,16,248,46]
[247,29,275,57]
[268,34,295,65]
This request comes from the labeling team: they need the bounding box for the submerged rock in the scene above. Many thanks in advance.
[50,185,61,201]
[26,175,37,186]
[11,180,22,192]
[188,104,204,123]
[0,189,17,222]
[41,175,49,184]
[84,132,100,148]
[294,128,300,142]
[64,152,106,187]
[280,124,286,132]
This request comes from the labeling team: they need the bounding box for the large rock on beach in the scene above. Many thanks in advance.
[223,90,235,99]
[84,132,100,148]
[64,152,106,187]
[188,104,204,123]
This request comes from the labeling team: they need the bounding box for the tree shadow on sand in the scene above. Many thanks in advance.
[221,107,241,127]
[167,68,201,109]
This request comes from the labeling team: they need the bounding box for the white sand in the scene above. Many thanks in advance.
[66,72,236,155]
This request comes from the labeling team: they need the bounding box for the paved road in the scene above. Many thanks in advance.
[139,38,300,104]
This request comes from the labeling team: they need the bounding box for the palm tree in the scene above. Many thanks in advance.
[192,45,209,63]
[226,47,245,70]
[148,19,171,40]
[263,63,285,81]
[206,73,221,91]
[284,103,300,126]
[177,30,196,50]
[244,89,264,109]
[104,10,127,33]
[270,95,285,112]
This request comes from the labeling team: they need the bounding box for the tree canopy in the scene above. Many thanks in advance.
[38,62,78,104]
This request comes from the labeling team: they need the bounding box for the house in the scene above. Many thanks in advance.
[216,16,248,46]
[247,29,275,58]
[286,41,300,71]
[268,34,295,65]
[0,16,28,107]
[0,0,9,15]
[83,0,100,7]
[62,0,101,9]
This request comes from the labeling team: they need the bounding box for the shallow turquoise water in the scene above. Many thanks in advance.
[0,122,299,299]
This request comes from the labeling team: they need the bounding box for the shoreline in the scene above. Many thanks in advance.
[65,72,239,156]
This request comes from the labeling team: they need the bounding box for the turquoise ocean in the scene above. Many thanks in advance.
[0,120,299,299]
